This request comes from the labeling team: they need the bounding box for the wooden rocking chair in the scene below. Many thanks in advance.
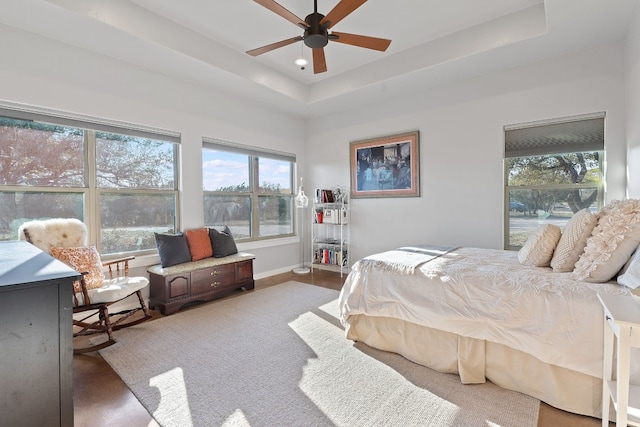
[19,218,152,354]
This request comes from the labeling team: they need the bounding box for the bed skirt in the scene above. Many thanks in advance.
[345,314,603,419]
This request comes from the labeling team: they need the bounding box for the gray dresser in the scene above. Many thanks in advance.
[0,240,81,427]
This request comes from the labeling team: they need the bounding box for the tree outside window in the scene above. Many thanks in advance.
[506,151,603,248]
[0,115,179,256]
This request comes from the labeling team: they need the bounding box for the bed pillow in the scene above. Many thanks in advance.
[550,209,598,272]
[573,199,640,283]
[518,224,561,267]
[618,245,640,289]
[154,232,191,267]
[185,228,213,261]
[51,246,104,292]
[209,226,238,258]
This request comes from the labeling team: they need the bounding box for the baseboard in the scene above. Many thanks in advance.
[253,264,308,279]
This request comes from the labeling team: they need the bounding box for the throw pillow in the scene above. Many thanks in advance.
[154,232,191,267]
[51,246,105,292]
[550,208,598,272]
[618,248,637,277]
[573,199,640,282]
[185,228,213,261]
[618,245,640,289]
[518,224,562,267]
[209,226,238,258]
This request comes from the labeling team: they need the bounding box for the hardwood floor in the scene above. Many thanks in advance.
[73,270,607,427]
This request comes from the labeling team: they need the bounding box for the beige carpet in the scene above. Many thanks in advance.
[99,281,540,427]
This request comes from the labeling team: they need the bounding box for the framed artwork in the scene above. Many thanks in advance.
[349,131,420,198]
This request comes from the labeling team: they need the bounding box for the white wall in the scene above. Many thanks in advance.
[0,24,633,278]
[0,24,306,278]
[307,44,628,263]
[627,8,640,198]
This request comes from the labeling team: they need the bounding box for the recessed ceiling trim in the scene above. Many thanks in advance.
[308,3,547,104]
[44,0,310,103]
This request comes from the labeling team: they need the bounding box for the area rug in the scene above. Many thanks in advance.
[99,281,540,427]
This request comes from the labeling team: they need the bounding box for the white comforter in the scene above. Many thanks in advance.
[339,247,633,379]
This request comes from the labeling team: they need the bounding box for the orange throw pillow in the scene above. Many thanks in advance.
[185,228,213,261]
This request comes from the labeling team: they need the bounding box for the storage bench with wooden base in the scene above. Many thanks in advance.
[147,252,255,315]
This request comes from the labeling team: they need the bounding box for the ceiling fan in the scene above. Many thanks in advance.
[246,0,391,74]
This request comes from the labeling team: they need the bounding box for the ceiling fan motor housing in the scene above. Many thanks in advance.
[303,12,329,48]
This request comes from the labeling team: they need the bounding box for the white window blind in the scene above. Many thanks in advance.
[203,138,295,163]
[0,102,180,143]
[504,114,604,158]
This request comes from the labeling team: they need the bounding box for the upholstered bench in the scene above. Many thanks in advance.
[147,252,255,315]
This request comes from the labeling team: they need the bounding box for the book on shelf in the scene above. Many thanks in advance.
[313,248,348,266]
[318,189,334,203]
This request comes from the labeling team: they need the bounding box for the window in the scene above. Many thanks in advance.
[0,108,180,256]
[504,114,605,249]
[202,140,294,241]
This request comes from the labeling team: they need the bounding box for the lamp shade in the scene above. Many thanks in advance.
[295,178,309,208]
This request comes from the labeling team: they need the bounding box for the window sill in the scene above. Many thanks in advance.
[120,236,299,270]
[123,253,161,270]
[237,236,298,251]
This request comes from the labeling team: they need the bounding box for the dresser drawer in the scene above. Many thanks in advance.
[191,265,235,295]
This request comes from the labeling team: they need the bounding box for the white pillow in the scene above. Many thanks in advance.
[518,224,562,267]
[618,246,640,289]
[573,199,640,283]
[550,209,598,272]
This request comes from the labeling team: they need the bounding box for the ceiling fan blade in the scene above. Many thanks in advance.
[330,32,391,51]
[320,0,367,29]
[246,36,303,56]
[312,48,327,74]
[253,0,309,28]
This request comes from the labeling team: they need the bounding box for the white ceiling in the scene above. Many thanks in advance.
[1,0,638,118]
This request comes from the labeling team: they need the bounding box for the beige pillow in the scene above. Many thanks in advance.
[550,209,598,272]
[51,246,105,292]
[573,199,640,282]
[518,224,562,267]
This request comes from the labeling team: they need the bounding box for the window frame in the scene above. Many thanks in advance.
[503,113,605,250]
[0,103,181,257]
[202,139,295,242]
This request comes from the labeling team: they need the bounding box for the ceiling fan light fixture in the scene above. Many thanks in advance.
[295,57,308,66]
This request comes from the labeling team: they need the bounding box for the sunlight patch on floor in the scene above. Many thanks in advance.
[149,367,194,427]
[289,308,462,426]
[221,408,251,426]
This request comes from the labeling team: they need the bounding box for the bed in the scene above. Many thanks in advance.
[338,200,640,418]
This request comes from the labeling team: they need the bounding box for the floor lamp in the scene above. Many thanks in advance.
[293,177,310,274]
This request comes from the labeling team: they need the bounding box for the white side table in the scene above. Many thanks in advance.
[598,293,640,426]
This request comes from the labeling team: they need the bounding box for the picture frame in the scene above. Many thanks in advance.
[350,131,420,198]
